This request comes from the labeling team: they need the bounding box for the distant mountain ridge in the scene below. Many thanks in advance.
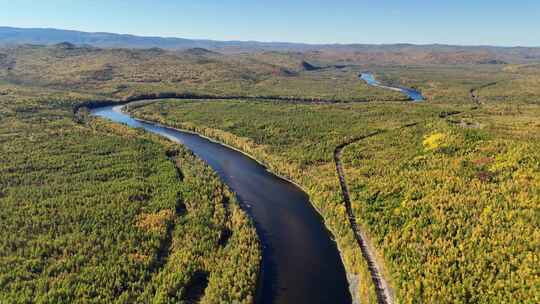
[0,26,316,51]
[2,26,540,63]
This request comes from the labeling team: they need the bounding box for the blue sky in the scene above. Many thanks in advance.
[1,0,539,46]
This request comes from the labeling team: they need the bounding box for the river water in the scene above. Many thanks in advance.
[361,73,424,101]
[91,105,352,304]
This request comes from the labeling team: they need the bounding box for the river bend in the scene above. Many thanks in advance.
[91,105,352,304]
[361,73,424,101]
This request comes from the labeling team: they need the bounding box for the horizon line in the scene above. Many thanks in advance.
[1,25,539,49]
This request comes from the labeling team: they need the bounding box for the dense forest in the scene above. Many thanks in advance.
[0,88,260,303]
[342,120,539,302]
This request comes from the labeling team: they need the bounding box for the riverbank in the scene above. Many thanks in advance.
[92,105,353,304]
[128,100,431,303]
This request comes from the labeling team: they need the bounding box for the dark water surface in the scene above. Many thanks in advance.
[91,105,352,304]
[361,73,424,101]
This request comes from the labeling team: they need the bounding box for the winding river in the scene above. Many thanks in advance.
[91,105,352,304]
[361,73,424,101]
[90,73,423,303]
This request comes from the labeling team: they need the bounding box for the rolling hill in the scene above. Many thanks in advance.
[2,26,540,64]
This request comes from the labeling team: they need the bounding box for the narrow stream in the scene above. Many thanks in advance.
[91,105,352,304]
[361,73,424,101]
